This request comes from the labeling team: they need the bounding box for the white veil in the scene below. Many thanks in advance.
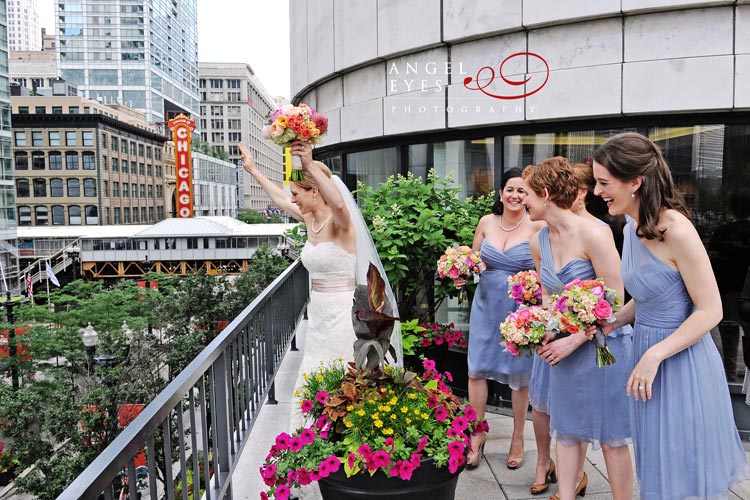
[332,175,403,367]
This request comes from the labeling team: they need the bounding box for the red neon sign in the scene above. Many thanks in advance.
[168,114,196,218]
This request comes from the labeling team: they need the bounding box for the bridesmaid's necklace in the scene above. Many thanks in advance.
[499,211,526,232]
[310,214,332,234]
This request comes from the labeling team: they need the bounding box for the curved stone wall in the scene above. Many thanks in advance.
[291,0,750,148]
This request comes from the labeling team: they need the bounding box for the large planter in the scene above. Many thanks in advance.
[318,458,463,500]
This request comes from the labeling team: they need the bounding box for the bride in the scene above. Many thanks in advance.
[239,140,400,435]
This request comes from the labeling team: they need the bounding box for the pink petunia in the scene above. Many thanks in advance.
[300,399,314,413]
[446,428,462,438]
[315,391,329,405]
[358,443,373,459]
[300,428,316,445]
[448,453,466,474]
[326,455,341,474]
[384,437,395,452]
[275,433,291,451]
[371,450,391,469]
[416,436,429,453]
[464,405,477,422]
[260,463,276,479]
[315,414,328,429]
[451,416,468,431]
[444,371,453,382]
[297,468,312,486]
[398,460,415,480]
[317,461,331,478]
[423,359,436,371]
[447,440,466,456]
[274,484,290,500]
[260,492,268,500]
[347,452,357,469]
[410,453,421,468]
[289,437,304,452]
[435,406,449,422]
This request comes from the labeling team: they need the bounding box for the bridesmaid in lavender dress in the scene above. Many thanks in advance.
[457,168,544,469]
[524,158,633,500]
[593,132,749,500]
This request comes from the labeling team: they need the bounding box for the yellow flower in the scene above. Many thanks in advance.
[421,413,429,419]
[294,390,300,398]
[389,397,398,405]
[316,375,324,382]
[275,115,288,127]
[346,405,354,412]
[371,413,380,420]
[382,405,391,413]
[390,414,397,420]
[345,419,353,428]
[357,409,365,417]
[303,373,309,381]
[414,409,421,415]
[401,406,408,413]
[374,420,383,428]
[383,428,394,435]
[408,393,417,400]
[406,418,412,424]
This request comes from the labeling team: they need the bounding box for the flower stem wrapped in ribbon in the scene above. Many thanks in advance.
[499,305,551,358]
[436,245,486,303]
[262,103,328,182]
[548,278,621,367]
[507,270,543,307]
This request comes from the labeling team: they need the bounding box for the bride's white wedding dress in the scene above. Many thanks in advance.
[290,240,357,431]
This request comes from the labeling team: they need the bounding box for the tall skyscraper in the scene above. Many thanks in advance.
[198,63,283,210]
[56,0,200,124]
[7,0,41,51]
[0,0,20,292]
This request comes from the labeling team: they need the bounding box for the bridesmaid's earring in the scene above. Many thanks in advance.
[631,192,636,198]
[543,202,547,208]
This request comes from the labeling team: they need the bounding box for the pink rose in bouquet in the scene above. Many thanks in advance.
[548,278,621,367]
[499,305,551,358]
[507,270,543,306]
[262,103,328,182]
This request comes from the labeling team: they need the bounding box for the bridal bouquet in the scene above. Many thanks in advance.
[548,278,621,367]
[499,305,551,357]
[436,245,486,303]
[262,103,328,181]
[507,270,543,306]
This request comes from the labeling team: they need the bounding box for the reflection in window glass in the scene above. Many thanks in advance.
[52,205,65,225]
[345,148,398,191]
[69,205,82,225]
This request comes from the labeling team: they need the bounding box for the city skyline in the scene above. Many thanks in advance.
[36,0,292,99]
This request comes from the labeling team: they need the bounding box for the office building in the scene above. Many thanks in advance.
[7,0,41,52]
[56,0,199,123]
[198,63,283,210]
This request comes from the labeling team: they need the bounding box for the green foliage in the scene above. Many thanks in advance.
[356,170,494,321]
[399,319,427,356]
[238,210,284,224]
[284,223,308,249]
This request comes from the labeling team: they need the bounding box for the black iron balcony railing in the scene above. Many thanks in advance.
[58,259,309,500]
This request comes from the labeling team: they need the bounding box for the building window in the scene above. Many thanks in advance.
[51,106,63,115]
[211,106,223,116]
[210,79,223,88]
[229,132,241,142]
[146,146,152,159]
[148,207,154,221]
[32,131,43,146]
[138,144,144,157]
[131,184,137,197]
[18,106,29,114]
[65,131,77,146]
[67,179,80,197]
[130,142,136,156]
[49,131,60,146]
[35,206,49,226]
[66,152,79,169]
[133,209,139,223]
[227,92,241,102]
[49,152,63,170]
[140,184,145,198]
[147,184,153,198]
[111,136,118,151]
[69,106,80,115]
[15,179,29,197]
[114,207,121,224]
[14,152,28,170]
[18,206,32,226]
[156,185,163,198]
[69,205,82,225]
[82,131,94,146]
[85,205,98,225]
[101,134,108,149]
[35,106,46,114]
[121,139,128,154]
[83,152,96,170]
[227,79,241,88]
[147,164,152,176]
[84,178,97,197]
[228,119,241,129]
[33,178,47,197]
[52,205,65,225]
[212,132,224,142]
[32,152,46,170]
[102,155,107,170]
[139,163,145,175]
[112,157,119,172]
[122,183,128,197]
[14,131,26,146]
[123,207,130,223]
[50,178,64,197]
[113,182,120,197]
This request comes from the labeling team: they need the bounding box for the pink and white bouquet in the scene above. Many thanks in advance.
[436,245,486,302]
[507,270,543,306]
[548,278,621,367]
[262,103,328,182]
[499,305,551,358]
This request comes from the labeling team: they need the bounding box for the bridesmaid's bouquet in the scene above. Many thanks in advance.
[548,278,621,367]
[507,270,543,306]
[436,245,486,303]
[499,305,551,357]
[262,103,328,181]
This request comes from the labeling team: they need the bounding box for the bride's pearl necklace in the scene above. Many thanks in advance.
[499,211,526,232]
[310,214,332,234]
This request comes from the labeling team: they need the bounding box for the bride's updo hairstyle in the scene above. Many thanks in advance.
[521,156,578,210]
[293,161,333,192]
[593,132,687,241]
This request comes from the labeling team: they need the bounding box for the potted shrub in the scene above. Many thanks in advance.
[259,265,485,500]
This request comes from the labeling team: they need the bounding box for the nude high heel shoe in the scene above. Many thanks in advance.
[530,459,557,495]
[549,472,588,499]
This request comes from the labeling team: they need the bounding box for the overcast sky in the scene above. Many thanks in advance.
[37,0,291,98]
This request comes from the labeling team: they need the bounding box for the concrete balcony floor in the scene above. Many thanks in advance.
[232,319,750,500]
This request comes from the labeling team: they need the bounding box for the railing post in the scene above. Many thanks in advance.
[265,305,277,405]
[213,352,233,500]
[290,267,298,352]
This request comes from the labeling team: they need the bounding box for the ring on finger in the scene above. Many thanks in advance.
[638,385,646,390]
